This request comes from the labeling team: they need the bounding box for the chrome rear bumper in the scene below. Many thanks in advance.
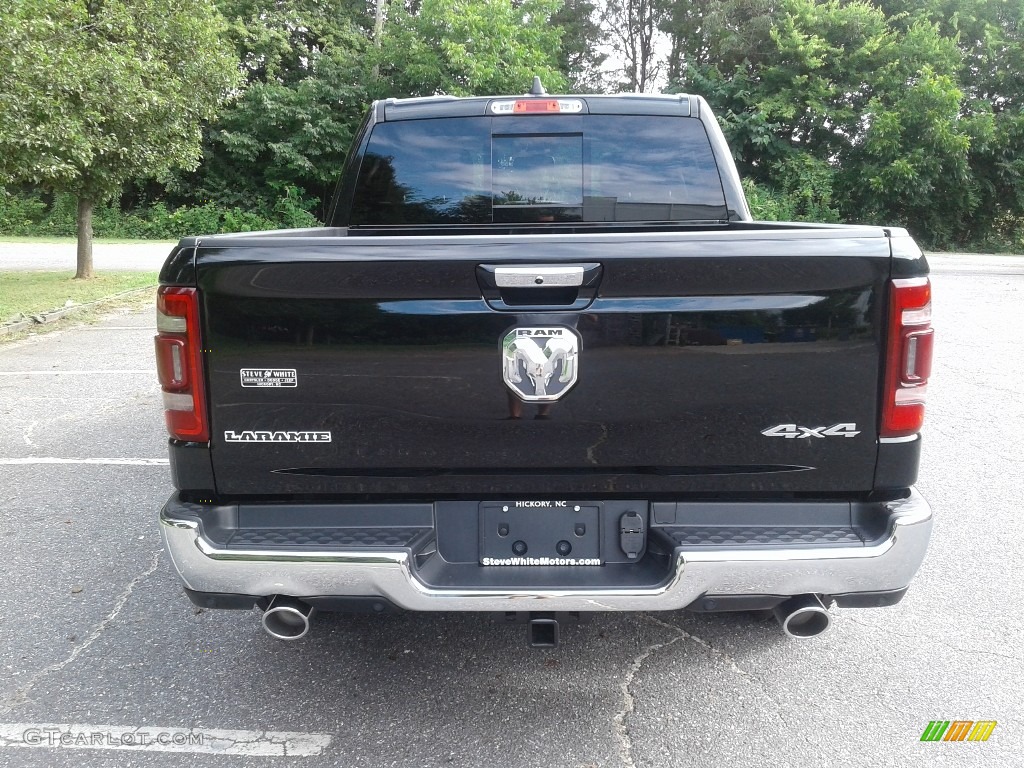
[160,490,932,612]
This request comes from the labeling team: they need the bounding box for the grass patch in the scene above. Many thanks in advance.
[926,249,1024,257]
[0,271,159,322]
[0,287,158,344]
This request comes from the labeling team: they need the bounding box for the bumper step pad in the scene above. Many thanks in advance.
[227,527,430,550]
[660,525,865,548]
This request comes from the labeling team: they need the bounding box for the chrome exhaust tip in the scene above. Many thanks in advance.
[261,596,314,640]
[773,594,832,638]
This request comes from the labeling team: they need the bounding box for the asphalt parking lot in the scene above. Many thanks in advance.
[0,252,1021,767]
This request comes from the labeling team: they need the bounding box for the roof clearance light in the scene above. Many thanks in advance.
[515,100,561,113]
[490,99,583,115]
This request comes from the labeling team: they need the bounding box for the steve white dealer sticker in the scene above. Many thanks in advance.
[240,368,297,387]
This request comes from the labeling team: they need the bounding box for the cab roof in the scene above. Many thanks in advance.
[377,92,702,121]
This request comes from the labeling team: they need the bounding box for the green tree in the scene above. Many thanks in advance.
[661,0,725,88]
[878,0,1024,243]
[844,67,973,236]
[373,0,567,97]
[174,1,371,221]
[187,44,370,220]
[216,0,371,86]
[663,0,780,89]
[878,0,1024,108]
[0,0,239,278]
[667,0,979,243]
[602,0,667,92]
[838,22,977,241]
[680,0,905,178]
[552,0,609,92]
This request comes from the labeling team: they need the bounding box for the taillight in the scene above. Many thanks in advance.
[155,286,209,442]
[881,277,933,438]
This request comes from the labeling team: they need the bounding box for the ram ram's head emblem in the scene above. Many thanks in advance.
[502,327,580,402]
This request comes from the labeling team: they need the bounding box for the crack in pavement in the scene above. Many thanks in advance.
[646,615,796,723]
[643,614,761,682]
[12,394,155,454]
[612,629,686,768]
[0,549,163,714]
[613,614,794,768]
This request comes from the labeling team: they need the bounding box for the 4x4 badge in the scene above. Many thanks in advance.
[502,327,580,402]
[761,423,860,439]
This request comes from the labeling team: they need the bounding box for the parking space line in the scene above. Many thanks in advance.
[0,458,169,466]
[0,723,332,756]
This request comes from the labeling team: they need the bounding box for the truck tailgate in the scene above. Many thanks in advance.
[196,229,890,497]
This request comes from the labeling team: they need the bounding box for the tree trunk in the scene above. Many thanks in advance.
[371,0,385,80]
[75,195,94,280]
[374,0,385,45]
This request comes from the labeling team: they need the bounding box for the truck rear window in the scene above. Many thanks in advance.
[349,115,728,225]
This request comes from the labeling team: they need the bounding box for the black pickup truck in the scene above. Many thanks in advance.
[156,84,933,646]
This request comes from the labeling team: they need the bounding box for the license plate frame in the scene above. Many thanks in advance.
[479,502,602,565]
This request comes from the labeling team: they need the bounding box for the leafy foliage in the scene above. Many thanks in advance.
[373,0,567,97]
[0,0,239,274]
[187,50,369,220]
[6,0,1024,252]
[0,188,306,239]
[553,0,609,92]
[0,0,238,200]
[177,1,371,220]
[666,0,1022,247]
[0,188,47,234]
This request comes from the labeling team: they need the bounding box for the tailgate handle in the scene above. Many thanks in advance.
[477,263,602,311]
[494,266,585,288]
